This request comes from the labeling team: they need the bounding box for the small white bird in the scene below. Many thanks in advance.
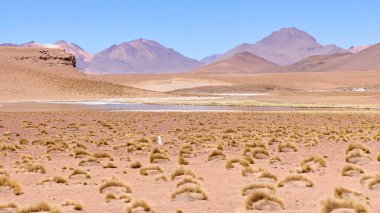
[157,135,162,146]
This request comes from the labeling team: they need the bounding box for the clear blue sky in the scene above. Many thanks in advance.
[1,0,379,59]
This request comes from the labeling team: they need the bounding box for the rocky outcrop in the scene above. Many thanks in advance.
[16,49,76,68]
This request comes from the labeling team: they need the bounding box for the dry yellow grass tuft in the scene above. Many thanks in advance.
[277,142,298,152]
[245,191,285,210]
[319,197,371,213]
[175,177,200,188]
[69,169,90,179]
[346,143,371,154]
[278,174,313,187]
[241,183,277,196]
[251,147,270,159]
[341,165,364,176]
[62,200,83,211]
[171,185,208,200]
[17,202,62,213]
[139,166,163,176]
[368,175,380,190]
[99,177,131,193]
[0,176,22,195]
[150,148,170,163]
[0,202,18,210]
[171,167,197,181]
[178,155,189,165]
[301,155,326,167]
[38,176,68,185]
[125,200,154,213]
[129,161,142,169]
[225,158,240,169]
[207,149,226,161]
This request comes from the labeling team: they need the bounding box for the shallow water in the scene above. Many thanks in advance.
[0,100,374,112]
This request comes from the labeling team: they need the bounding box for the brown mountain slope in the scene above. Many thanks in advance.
[189,52,277,74]
[86,39,202,74]
[206,27,347,65]
[264,42,380,73]
[0,47,159,100]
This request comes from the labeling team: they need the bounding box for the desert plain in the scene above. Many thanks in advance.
[1,33,380,213]
[0,111,380,213]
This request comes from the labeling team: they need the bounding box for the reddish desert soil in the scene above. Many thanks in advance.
[0,111,379,212]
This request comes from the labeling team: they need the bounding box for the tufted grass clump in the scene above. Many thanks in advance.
[99,177,131,193]
[241,183,277,196]
[368,175,380,190]
[0,202,18,210]
[278,174,313,187]
[225,158,240,169]
[245,191,285,210]
[69,169,91,179]
[139,166,163,176]
[39,176,68,185]
[341,165,364,176]
[171,185,208,200]
[319,197,371,213]
[72,148,89,158]
[0,176,22,195]
[251,147,270,159]
[346,143,371,154]
[17,202,62,213]
[125,200,153,213]
[301,155,326,167]
[178,155,189,165]
[62,200,83,211]
[150,148,170,163]
[171,167,197,181]
[129,161,141,169]
[277,142,297,152]
[207,149,226,161]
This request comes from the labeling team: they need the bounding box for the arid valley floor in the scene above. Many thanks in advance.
[0,111,380,212]
[1,37,380,213]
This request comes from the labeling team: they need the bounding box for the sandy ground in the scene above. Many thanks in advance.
[96,71,380,92]
[88,72,380,108]
[0,111,379,213]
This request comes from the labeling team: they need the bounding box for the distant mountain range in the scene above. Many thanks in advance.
[0,27,374,74]
[203,27,348,65]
